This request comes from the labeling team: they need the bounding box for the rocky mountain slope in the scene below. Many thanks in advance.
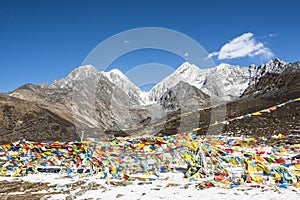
[242,62,300,99]
[7,66,157,140]
[153,63,300,137]
[0,58,299,143]
[0,94,77,143]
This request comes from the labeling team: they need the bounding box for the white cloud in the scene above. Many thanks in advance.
[123,40,129,44]
[207,32,274,60]
[183,52,189,57]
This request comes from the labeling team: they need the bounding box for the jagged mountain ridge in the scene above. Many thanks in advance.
[148,58,297,102]
[1,58,299,142]
[9,58,296,106]
[242,62,300,99]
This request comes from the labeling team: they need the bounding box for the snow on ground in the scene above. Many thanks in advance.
[1,171,299,200]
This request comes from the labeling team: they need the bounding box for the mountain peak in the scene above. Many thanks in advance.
[264,58,288,74]
[267,58,288,66]
[46,65,102,89]
[74,65,98,72]
[68,64,98,77]
[216,63,232,69]
[105,68,125,78]
[176,62,201,74]
[104,69,128,83]
[103,68,147,104]
[65,65,99,81]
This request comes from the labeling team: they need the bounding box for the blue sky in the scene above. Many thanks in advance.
[1,0,300,92]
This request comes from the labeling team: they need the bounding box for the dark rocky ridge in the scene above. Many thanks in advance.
[0,95,78,143]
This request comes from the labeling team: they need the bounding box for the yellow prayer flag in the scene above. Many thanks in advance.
[252,112,262,116]
[252,176,263,183]
[211,121,219,126]
[294,97,300,101]
[295,164,300,169]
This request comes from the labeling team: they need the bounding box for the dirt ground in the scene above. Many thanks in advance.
[0,180,58,200]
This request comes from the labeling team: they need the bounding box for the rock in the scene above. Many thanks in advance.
[116,194,124,198]
[107,180,133,186]
[65,195,75,200]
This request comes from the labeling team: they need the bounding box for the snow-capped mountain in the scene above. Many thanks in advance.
[148,58,293,102]
[3,58,300,142]
[32,58,293,107]
[7,65,162,140]
[8,58,296,126]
